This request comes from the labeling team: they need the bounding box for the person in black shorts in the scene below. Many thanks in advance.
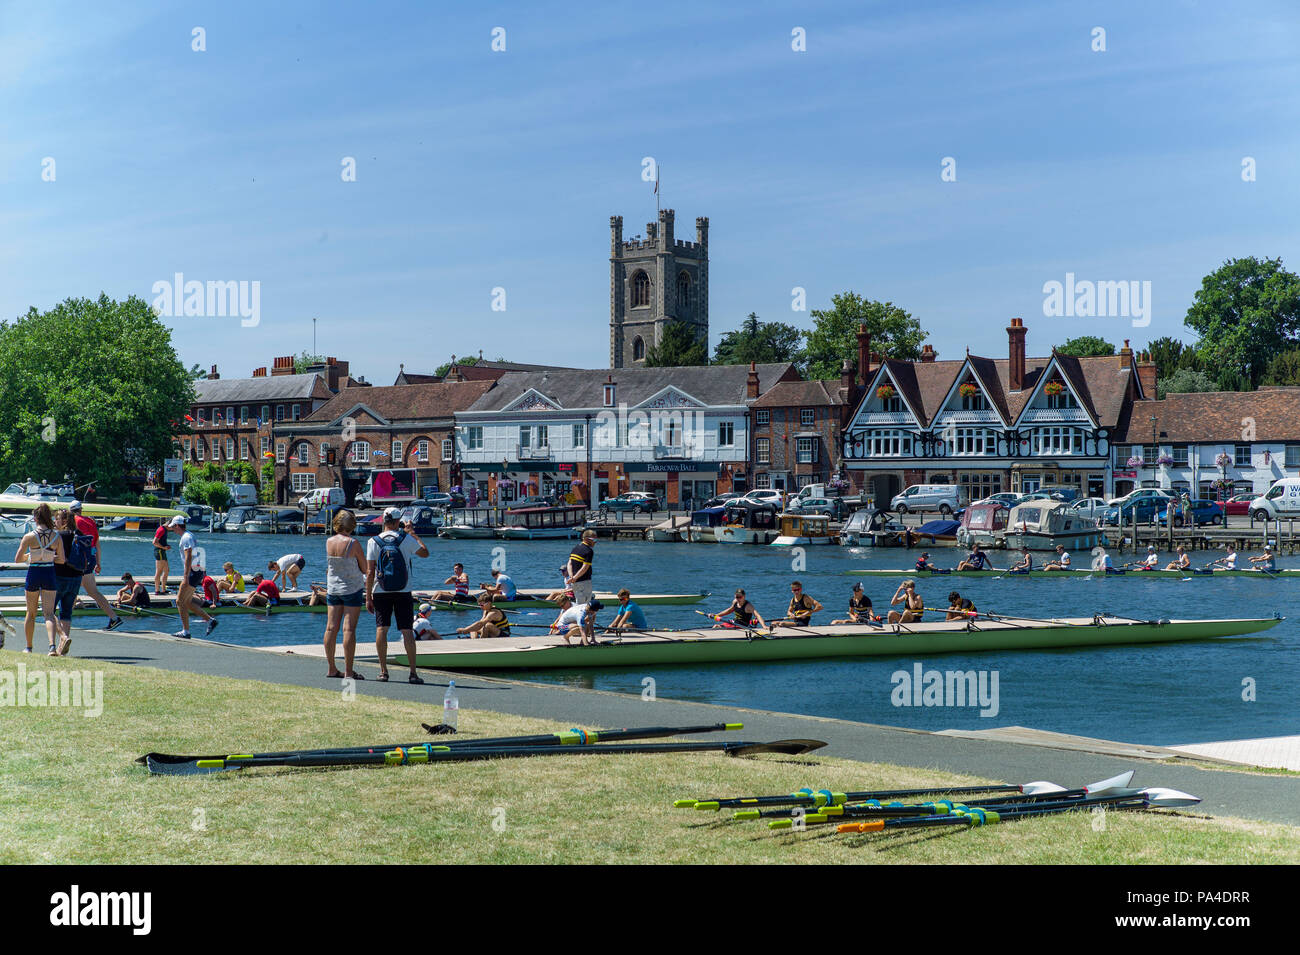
[366,508,429,683]
[115,573,152,609]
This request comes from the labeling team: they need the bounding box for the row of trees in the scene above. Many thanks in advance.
[648,257,1300,398]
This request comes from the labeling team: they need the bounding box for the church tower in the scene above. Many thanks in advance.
[609,209,709,368]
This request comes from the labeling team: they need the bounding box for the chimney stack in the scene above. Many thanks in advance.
[1118,339,1133,369]
[207,364,220,380]
[920,344,937,363]
[856,324,872,386]
[839,358,855,395]
[252,367,267,377]
[271,356,295,377]
[1136,353,1157,398]
[747,362,760,400]
[1007,318,1027,391]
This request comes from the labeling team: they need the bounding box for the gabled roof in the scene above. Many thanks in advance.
[464,363,800,413]
[1114,389,1300,443]
[302,381,496,424]
[193,373,333,404]
[751,379,845,408]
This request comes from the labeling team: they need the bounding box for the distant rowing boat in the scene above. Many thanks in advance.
[847,567,1295,579]
[395,615,1281,669]
[413,589,709,610]
[0,590,325,618]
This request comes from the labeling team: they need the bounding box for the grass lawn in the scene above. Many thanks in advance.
[2,650,1297,864]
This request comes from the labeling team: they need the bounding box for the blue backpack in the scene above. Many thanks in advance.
[68,530,96,575]
[376,531,409,591]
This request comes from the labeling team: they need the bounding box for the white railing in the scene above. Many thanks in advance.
[518,446,552,460]
[1018,408,1089,423]
[935,410,1000,425]
[854,412,913,425]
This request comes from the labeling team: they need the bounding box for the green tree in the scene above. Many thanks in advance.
[1056,336,1116,357]
[713,313,804,366]
[0,294,194,497]
[1261,347,1300,386]
[1185,256,1300,386]
[644,321,708,367]
[1144,336,1199,378]
[294,351,325,374]
[259,459,276,503]
[802,293,926,380]
[1156,369,1217,399]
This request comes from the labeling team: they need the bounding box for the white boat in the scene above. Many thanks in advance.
[686,505,726,543]
[771,512,837,547]
[0,514,35,538]
[956,501,1010,549]
[715,500,780,545]
[838,509,907,546]
[439,507,498,539]
[496,505,586,540]
[1002,500,1101,551]
[2,481,77,504]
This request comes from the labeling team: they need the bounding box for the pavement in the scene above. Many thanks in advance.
[8,623,1299,825]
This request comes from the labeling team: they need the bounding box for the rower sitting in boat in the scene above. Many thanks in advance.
[1135,545,1159,571]
[1042,545,1071,572]
[1164,546,1191,571]
[1249,545,1276,572]
[241,573,280,608]
[549,595,603,647]
[1008,547,1033,574]
[115,573,151,609]
[307,583,327,606]
[772,581,821,629]
[431,563,475,603]
[457,594,511,639]
[479,568,517,602]
[1211,543,1238,570]
[413,603,441,639]
[710,589,767,631]
[888,580,923,623]
[833,582,880,625]
[217,562,245,594]
[606,589,648,633]
[946,591,977,620]
[914,552,937,572]
[1093,545,1117,573]
[956,543,993,572]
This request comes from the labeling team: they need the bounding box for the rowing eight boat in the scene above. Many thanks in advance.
[393,615,1281,669]
[847,567,1294,579]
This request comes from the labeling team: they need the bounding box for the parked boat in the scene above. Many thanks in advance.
[0,514,34,538]
[771,512,837,547]
[439,507,498,539]
[1002,500,1100,552]
[686,506,727,543]
[956,501,1010,548]
[716,499,780,544]
[394,615,1282,670]
[217,505,262,533]
[914,518,961,544]
[497,505,586,540]
[839,509,906,547]
[2,481,77,503]
[105,502,213,534]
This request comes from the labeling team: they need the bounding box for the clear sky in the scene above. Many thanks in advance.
[3,1,1298,382]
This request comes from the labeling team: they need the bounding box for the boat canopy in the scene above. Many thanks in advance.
[916,519,961,537]
[961,501,1008,531]
[1006,499,1093,533]
[690,505,727,527]
[723,499,778,528]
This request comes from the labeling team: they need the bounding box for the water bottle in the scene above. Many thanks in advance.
[443,680,459,730]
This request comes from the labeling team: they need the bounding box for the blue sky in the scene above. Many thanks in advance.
[3,1,1298,382]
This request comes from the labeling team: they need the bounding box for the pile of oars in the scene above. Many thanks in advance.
[675,770,1202,834]
[138,722,827,776]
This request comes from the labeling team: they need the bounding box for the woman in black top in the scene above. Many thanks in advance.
[53,509,83,655]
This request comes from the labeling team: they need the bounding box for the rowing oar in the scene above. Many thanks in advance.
[675,771,1133,811]
[831,788,1200,834]
[759,772,1137,824]
[139,721,745,768]
[144,738,827,776]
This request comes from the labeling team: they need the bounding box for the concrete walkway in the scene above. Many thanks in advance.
[15,625,1300,825]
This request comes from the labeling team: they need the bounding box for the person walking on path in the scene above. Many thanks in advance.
[366,507,429,683]
[13,503,64,654]
[323,510,367,680]
[52,509,84,655]
[152,520,172,595]
[69,501,122,631]
[175,519,216,639]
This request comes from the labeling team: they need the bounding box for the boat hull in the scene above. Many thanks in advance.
[496,526,581,540]
[412,588,709,610]
[848,567,1298,579]
[1002,530,1101,551]
[398,616,1281,669]
[716,527,776,544]
[438,527,496,539]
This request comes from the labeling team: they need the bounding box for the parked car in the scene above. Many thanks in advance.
[1158,499,1224,527]
[1037,485,1081,503]
[786,496,848,520]
[890,484,959,515]
[1101,489,1172,525]
[742,488,786,505]
[1068,497,1109,522]
[974,492,1023,509]
[598,492,660,516]
[506,495,558,511]
[1219,493,1255,516]
[702,493,742,509]
[421,490,464,508]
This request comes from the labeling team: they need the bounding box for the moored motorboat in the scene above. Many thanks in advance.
[393,615,1282,669]
[715,499,779,544]
[686,505,726,542]
[496,505,585,540]
[438,507,497,539]
[1002,500,1100,551]
[771,512,837,546]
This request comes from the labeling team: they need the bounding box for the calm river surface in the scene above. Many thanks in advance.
[86,531,1298,746]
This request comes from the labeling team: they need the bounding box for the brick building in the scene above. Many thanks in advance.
[277,380,496,503]
[750,377,849,491]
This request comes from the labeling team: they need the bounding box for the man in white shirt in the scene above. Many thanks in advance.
[550,596,603,647]
[176,519,217,639]
[270,553,307,591]
[365,508,429,682]
[1212,543,1238,570]
[412,603,440,640]
[1138,545,1159,570]
[1043,545,1071,571]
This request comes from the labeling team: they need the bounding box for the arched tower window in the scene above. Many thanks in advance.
[677,272,691,313]
[632,337,645,361]
[631,270,650,308]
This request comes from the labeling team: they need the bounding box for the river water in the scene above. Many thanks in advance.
[84,531,1298,746]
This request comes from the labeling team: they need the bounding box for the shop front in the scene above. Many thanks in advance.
[628,462,723,509]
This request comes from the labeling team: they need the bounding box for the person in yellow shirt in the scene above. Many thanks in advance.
[216,561,246,594]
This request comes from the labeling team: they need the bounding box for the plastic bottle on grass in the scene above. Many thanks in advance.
[443,680,459,730]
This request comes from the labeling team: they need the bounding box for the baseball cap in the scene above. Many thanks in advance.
[852,582,863,591]
[418,603,432,614]
[1147,545,1156,552]
[69,500,83,511]
[587,600,604,612]
[383,506,403,520]
[168,515,186,526]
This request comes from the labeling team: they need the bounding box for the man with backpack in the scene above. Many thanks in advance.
[69,501,122,631]
[366,506,429,683]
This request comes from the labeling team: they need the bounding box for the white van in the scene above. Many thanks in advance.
[300,487,345,510]
[226,483,258,506]
[1249,478,1300,521]
[891,484,959,515]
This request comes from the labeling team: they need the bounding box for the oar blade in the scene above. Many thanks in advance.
[144,756,240,777]
[1137,787,1201,808]
[1018,781,1066,795]
[1084,770,1135,794]
[726,739,827,757]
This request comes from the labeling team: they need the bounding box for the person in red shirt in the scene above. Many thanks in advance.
[152,522,171,595]
[241,572,281,608]
[200,574,219,607]
[69,501,122,630]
